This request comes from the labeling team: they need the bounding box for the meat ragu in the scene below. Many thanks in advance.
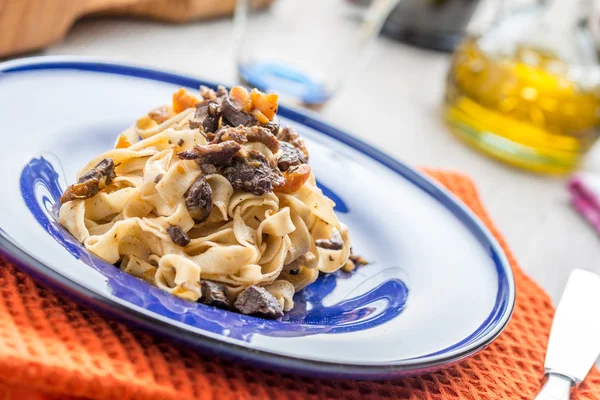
[60,159,116,203]
[58,85,367,320]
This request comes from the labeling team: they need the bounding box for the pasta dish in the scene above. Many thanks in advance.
[58,85,366,318]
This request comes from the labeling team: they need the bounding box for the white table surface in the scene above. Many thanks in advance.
[37,15,600,304]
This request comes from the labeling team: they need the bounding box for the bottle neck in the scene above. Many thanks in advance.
[541,0,588,32]
[524,0,596,65]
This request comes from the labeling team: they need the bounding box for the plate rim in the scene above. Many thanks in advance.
[0,55,516,379]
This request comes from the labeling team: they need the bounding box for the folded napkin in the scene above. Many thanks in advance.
[569,172,600,233]
[1,169,599,400]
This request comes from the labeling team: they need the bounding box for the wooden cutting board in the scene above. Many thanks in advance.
[1,0,272,58]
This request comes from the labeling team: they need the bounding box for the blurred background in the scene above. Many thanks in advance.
[3,0,600,302]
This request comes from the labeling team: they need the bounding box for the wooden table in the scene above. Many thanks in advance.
[38,16,600,303]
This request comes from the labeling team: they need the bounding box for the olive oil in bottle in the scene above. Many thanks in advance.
[444,2,600,174]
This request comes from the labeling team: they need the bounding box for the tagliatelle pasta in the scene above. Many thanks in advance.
[58,85,365,319]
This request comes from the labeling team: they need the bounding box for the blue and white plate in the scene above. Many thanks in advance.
[0,57,515,379]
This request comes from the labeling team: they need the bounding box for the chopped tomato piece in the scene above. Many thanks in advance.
[115,134,132,149]
[252,109,270,124]
[172,88,200,114]
[230,86,253,112]
[250,88,278,121]
[275,164,311,194]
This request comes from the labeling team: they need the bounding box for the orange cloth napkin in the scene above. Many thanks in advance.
[0,169,599,400]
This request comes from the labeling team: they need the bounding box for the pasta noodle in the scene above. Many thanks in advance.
[58,85,363,319]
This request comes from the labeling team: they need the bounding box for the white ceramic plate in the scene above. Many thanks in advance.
[0,56,515,379]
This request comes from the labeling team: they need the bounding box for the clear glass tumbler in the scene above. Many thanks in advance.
[233,0,398,107]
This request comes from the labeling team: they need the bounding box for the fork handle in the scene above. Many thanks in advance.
[535,373,574,400]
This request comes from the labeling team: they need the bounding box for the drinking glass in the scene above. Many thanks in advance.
[233,0,398,107]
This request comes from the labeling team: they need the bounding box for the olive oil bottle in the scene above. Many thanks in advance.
[444,0,600,173]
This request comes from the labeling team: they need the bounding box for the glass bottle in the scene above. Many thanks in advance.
[444,0,600,174]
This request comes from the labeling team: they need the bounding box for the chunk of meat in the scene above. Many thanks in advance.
[185,176,213,222]
[275,164,311,194]
[216,85,228,98]
[222,87,279,127]
[210,126,249,145]
[60,158,116,203]
[343,251,369,273]
[349,252,368,266]
[212,126,278,154]
[199,85,228,103]
[199,85,217,101]
[200,163,218,175]
[277,141,308,171]
[167,225,191,247]
[222,151,284,196]
[172,88,200,114]
[315,231,344,250]
[277,126,309,158]
[178,141,242,166]
[199,281,230,309]
[221,95,255,127]
[233,285,283,319]
[148,105,172,124]
[245,126,279,154]
[81,159,115,182]
[264,120,280,135]
[189,100,222,133]
[211,125,279,154]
